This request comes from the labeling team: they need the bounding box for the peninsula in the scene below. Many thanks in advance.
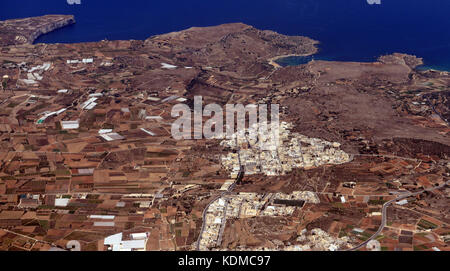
[0,15,448,252]
[0,15,75,46]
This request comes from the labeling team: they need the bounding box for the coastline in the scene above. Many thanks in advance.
[271,51,450,73]
[2,14,448,74]
[0,15,75,46]
[28,15,75,44]
[268,50,318,68]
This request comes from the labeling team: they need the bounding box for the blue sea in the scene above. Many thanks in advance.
[1,0,449,70]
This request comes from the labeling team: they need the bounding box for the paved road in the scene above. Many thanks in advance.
[195,141,242,250]
[195,194,221,250]
[195,181,237,250]
[347,180,449,251]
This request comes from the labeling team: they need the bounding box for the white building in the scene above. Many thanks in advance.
[104,232,148,251]
[61,120,79,130]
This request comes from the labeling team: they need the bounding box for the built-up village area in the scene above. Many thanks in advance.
[0,16,449,251]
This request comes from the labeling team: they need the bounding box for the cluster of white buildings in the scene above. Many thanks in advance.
[221,122,351,178]
[225,228,352,251]
[228,191,319,219]
[198,190,320,250]
[198,197,228,250]
[273,191,320,204]
[19,62,52,86]
[294,228,352,251]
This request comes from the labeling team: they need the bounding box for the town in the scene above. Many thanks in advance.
[0,15,448,252]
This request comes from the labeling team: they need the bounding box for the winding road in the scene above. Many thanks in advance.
[347,180,449,251]
[195,138,242,250]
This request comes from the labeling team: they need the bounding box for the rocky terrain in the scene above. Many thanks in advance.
[0,15,75,46]
[0,15,448,251]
